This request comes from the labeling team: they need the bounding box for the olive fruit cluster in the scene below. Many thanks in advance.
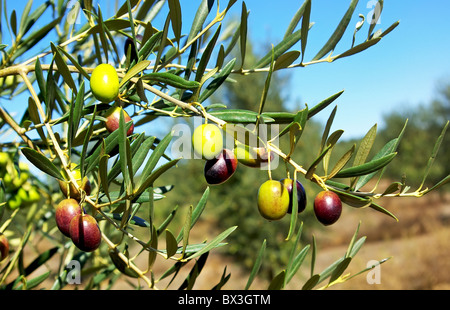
[55,199,101,252]
[257,178,342,226]
[90,64,134,137]
[0,233,9,262]
[257,179,307,221]
[192,124,238,185]
[0,153,40,210]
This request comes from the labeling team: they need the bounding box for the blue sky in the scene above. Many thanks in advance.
[3,0,450,140]
[199,0,450,139]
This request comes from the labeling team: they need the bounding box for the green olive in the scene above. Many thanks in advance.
[58,163,92,201]
[7,194,22,210]
[192,124,224,160]
[257,180,290,221]
[90,64,120,103]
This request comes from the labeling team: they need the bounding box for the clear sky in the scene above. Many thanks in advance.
[2,0,450,140]
[233,0,450,139]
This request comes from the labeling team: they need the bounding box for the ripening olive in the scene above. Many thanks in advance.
[90,64,120,103]
[69,214,102,252]
[55,198,82,237]
[0,233,9,262]
[104,106,134,136]
[313,191,342,226]
[204,149,238,185]
[280,178,307,214]
[58,163,91,201]
[257,180,290,221]
[192,124,224,160]
[234,144,273,168]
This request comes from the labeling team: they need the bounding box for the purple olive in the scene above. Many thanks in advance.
[204,149,237,185]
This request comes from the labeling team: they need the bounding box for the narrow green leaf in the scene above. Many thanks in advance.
[209,108,275,124]
[165,229,178,258]
[332,189,372,208]
[119,60,151,88]
[131,136,156,175]
[137,131,173,190]
[381,182,402,196]
[21,148,63,180]
[142,72,200,89]
[212,267,231,290]
[50,43,77,93]
[85,123,131,176]
[345,222,361,258]
[168,0,182,44]
[195,24,221,82]
[327,144,355,180]
[286,245,310,285]
[380,20,400,38]
[310,235,317,277]
[369,201,398,221]
[181,205,193,257]
[334,37,382,60]
[176,187,210,242]
[99,154,110,202]
[305,144,333,180]
[10,10,17,37]
[268,270,286,290]
[179,252,209,290]
[300,0,311,62]
[27,97,46,144]
[307,90,345,119]
[283,0,309,38]
[199,57,236,103]
[118,109,133,191]
[329,257,352,285]
[154,15,170,72]
[320,106,338,155]
[157,205,179,236]
[96,6,110,63]
[312,0,359,60]
[185,0,214,45]
[188,226,237,260]
[14,271,51,290]
[334,152,397,178]
[273,50,301,71]
[138,30,163,60]
[286,175,299,241]
[148,225,158,269]
[245,239,266,290]
[57,46,90,79]
[239,1,248,68]
[255,22,314,69]
[354,138,398,190]
[302,274,319,290]
[68,81,85,151]
[80,105,97,179]
[18,0,33,38]
[135,158,180,197]
[350,124,378,184]
[109,250,140,278]
[115,0,139,18]
[34,58,46,101]
[419,120,449,190]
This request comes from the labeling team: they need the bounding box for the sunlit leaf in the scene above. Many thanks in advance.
[21,148,63,180]
[312,0,359,60]
[245,239,266,290]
